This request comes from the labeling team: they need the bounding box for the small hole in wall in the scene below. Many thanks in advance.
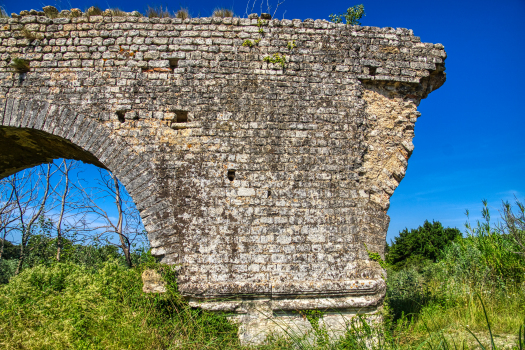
[227,170,235,181]
[267,189,271,197]
[175,110,188,123]
[169,59,179,69]
[368,66,377,76]
[116,110,126,123]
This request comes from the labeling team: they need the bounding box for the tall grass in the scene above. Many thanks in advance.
[0,259,240,349]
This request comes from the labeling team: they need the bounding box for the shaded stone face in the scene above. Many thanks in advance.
[0,14,446,319]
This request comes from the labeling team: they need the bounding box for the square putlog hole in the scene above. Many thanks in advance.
[169,59,179,69]
[116,110,126,123]
[175,110,188,123]
[227,170,235,181]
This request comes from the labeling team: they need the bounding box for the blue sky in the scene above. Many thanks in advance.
[3,0,525,242]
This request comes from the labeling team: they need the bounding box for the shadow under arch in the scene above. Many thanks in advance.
[0,98,170,259]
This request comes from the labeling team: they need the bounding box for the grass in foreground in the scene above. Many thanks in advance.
[0,259,523,349]
[0,260,240,350]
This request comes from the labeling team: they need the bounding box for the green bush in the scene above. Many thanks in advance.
[1,239,19,260]
[386,220,460,270]
[0,259,17,284]
[329,4,365,25]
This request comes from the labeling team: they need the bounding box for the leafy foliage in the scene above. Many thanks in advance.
[242,39,255,47]
[329,4,365,25]
[263,53,286,68]
[386,220,460,270]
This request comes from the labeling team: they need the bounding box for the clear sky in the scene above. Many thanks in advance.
[3,0,524,242]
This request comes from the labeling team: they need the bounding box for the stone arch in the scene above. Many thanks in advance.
[0,98,170,257]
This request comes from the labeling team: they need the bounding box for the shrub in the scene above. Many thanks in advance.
[0,260,240,349]
[0,259,17,284]
[1,239,19,260]
[386,220,460,270]
[386,267,433,321]
[329,4,365,25]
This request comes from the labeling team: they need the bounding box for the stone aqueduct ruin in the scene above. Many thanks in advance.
[0,11,446,342]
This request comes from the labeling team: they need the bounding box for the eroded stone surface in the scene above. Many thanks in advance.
[0,13,446,343]
[142,269,167,293]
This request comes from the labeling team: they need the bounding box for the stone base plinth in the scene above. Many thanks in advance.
[189,297,383,345]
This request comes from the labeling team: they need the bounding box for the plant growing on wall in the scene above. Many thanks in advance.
[263,53,286,68]
[21,28,41,41]
[329,4,365,25]
[242,40,254,47]
[9,58,30,73]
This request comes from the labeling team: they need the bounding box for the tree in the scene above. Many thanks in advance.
[77,168,146,267]
[329,4,365,25]
[0,159,147,274]
[386,220,461,270]
[10,165,55,274]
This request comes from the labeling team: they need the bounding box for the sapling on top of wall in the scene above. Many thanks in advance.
[329,4,365,25]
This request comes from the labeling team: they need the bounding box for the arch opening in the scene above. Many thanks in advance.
[0,156,149,278]
[0,126,106,179]
[0,117,155,277]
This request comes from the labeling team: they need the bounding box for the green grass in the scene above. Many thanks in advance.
[0,260,241,349]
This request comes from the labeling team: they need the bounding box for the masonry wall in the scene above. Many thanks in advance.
[0,14,446,305]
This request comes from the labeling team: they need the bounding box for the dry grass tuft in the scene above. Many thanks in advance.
[212,8,234,17]
[85,6,103,17]
[146,6,172,18]
[175,8,190,20]
[108,8,127,17]
[9,57,30,73]
[42,6,59,18]
[0,7,9,18]
[20,28,40,41]
[69,8,82,17]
